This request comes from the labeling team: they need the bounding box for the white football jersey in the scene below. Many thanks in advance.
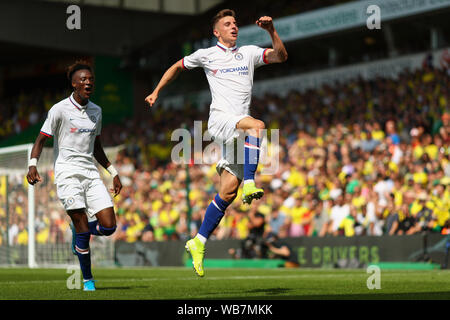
[40,93,102,183]
[182,42,268,116]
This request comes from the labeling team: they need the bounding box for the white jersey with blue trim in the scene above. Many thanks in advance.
[40,93,102,183]
[182,42,268,116]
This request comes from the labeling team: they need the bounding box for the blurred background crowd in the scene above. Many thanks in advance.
[0,90,67,141]
[2,58,449,246]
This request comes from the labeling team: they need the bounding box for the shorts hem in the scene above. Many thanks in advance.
[87,205,114,219]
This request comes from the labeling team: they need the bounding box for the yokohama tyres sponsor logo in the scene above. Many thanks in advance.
[70,127,96,133]
[219,66,248,74]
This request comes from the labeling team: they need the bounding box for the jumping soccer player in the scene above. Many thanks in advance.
[145,9,287,277]
[26,60,122,291]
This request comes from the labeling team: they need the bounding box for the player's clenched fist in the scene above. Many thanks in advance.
[145,92,158,107]
[110,175,122,198]
[26,166,42,185]
[256,16,274,32]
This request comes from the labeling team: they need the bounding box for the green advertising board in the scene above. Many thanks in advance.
[90,55,133,125]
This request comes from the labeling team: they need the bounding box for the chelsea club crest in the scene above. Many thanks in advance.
[234,52,243,61]
[66,197,75,206]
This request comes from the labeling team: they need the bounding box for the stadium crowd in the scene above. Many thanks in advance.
[1,61,449,246]
[0,89,67,141]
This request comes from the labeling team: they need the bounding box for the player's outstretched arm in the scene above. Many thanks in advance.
[144,59,185,107]
[256,16,288,64]
[94,136,122,197]
[26,133,48,185]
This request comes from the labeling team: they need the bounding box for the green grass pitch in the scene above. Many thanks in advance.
[0,267,449,300]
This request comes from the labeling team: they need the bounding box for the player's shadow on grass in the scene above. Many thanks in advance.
[244,288,292,295]
[96,285,150,291]
[206,287,293,298]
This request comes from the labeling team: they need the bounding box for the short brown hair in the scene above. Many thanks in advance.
[211,9,236,30]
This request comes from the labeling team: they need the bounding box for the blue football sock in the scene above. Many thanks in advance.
[244,135,261,182]
[198,194,230,239]
[88,221,116,236]
[74,232,92,280]
[88,221,102,236]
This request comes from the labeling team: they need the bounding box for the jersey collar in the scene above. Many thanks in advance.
[69,93,88,111]
[216,42,238,53]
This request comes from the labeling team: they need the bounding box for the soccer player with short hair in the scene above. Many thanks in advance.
[26,60,122,291]
[145,9,287,277]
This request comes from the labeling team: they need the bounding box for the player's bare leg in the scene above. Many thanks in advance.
[218,169,241,203]
[236,116,265,204]
[186,170,241,276]
[68,209,90,233]
[236,116,265,138]
[89,207,117,236]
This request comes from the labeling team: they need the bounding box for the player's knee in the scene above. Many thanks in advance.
[249,120,265,137]
[254,120,265,131]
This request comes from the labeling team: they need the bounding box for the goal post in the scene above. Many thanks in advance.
[27,144,37,268]
[0,143,122,268]
[0,144,36,268]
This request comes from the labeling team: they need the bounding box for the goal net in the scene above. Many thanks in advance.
[0,144,120,268]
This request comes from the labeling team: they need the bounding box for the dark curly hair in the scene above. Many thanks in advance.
[67,59,93,83]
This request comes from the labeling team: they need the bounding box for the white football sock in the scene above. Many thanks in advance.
[195,233,207,244]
